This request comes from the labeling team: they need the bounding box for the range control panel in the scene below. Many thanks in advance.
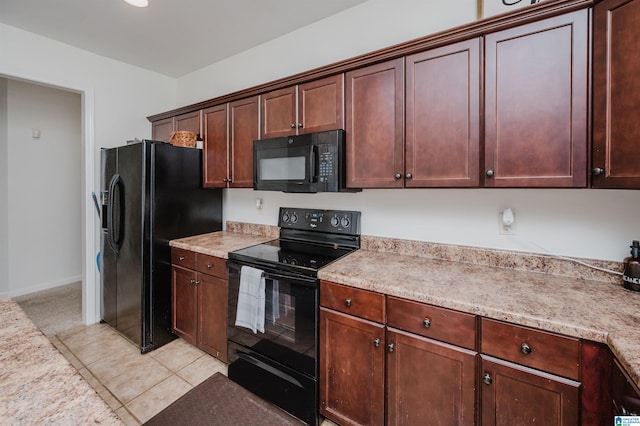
[278,208,361,235]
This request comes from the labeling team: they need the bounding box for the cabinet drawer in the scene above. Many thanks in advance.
[481,318,580,380]
[171,248,196,269]
[387,296,476,350]
[196,254,227,279]
[320,281,385,323]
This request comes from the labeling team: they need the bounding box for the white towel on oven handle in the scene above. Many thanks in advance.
[235,265,265,334]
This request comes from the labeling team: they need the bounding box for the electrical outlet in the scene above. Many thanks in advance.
[498,210,516,235]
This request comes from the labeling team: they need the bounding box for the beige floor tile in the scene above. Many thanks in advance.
[103,359,173,404]
[87,344,156,383]
[114,407,141,426]
[97,385,123,412]
[149,338,207,372]
[177,354,227,386]
[125,375,193,423]
[69,331,138,366]
[58,323,116,347]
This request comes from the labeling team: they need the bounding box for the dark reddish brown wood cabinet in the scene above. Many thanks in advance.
[480,318,581,425]
[320,281,386,426]
[345,58,404,189]
[405,38,481,188]
[175,110,202,136]
[151,116,174,142]
[483,9,589,187]
[202,97,258,189]
[171,248,228,362]
[592,0,640,188]
[261,75,344,139]
[386,297,477,425]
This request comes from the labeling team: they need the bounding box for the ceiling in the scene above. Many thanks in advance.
[0,0,367,78]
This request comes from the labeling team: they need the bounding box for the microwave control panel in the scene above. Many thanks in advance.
[317,143,336,186]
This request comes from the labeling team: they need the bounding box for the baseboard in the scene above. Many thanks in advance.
[6,275,82,298]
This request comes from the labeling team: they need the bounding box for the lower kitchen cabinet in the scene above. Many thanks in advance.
[387,328,476,425]
[171,248,228,362]
[480,355,580,425]
[320,307,385,426]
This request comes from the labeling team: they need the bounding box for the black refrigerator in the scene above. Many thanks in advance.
[100,140,222,353]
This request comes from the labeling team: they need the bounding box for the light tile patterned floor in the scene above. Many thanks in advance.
[53,324,227,424]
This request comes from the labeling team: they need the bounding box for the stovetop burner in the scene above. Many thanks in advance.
[228,207,361,277]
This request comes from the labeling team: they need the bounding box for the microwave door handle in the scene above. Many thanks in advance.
[309,145,318,183]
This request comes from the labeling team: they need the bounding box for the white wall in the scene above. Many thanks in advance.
[5,79,82,295]
[0,78,8,296]
[0,23,177,321]
[178,0,640,263]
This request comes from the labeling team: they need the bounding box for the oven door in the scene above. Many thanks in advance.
[253,134,317,192]
[227,261,318,378]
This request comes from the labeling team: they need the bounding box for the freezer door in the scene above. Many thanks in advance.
[100,148,118,326]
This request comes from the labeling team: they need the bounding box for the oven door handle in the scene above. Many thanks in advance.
[228,261,318,286]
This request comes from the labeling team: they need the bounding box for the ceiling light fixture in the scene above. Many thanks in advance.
[124,0,149,7]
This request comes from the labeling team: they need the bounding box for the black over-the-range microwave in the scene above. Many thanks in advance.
[253,129,359,193]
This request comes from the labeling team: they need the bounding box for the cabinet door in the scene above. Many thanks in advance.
[298,75,344,134]
[484,10,588,187]
[175,110,202,136]
[481,355,580,425]
[406,38,480,187]
[320,307,385,426]
[346,58,404,188]
[386,328,476,426]
[152,117,174,142]
[261,86,297,138]
[229,96,259,188]
[198,274,228,362]
[172,266,197,345]
[593,0,640,188]
[203,104,229,188]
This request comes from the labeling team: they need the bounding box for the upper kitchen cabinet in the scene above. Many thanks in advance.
[175,110,202,136]
[345,58,404,188]
[203,97,258,188]
[592,0,640,189]
[203,104,228,188]
[151,117,174,142]
[483,9,589,187]
[261,75,344,139]
[405,38,481,187]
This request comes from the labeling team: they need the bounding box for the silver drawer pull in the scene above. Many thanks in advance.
[373,338,380,347]
[206,264,213,269]
[344,298,352,307]
[521,343,532,355]
[178,256,185,261]
[423,318,431,328]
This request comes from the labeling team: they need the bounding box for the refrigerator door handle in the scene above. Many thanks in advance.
[107,174,123,253]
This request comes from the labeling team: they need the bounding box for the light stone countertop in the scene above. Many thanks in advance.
[0,298,123,425]
[169,231,275,258]
[318,248,640,388]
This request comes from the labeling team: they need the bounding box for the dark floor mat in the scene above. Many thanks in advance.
[143,372,305,426]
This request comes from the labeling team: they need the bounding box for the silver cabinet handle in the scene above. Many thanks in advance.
[423,318,431,328]
[394,173,402,179]
[486,170,494,177]
[206,264,213,269]
[290,123,296,128]
[592,167,604,176]
[178,256,185,261]
[483,373,492,385]
[373,338,380,347]
[405,173,412,179]
[344,298,352,307]
[521,343,532,355]
[298,123,303,128]
[387,343,395,352]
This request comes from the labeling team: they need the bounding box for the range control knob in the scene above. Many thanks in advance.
[330,216,340,227]
[290,213,298,223]
[282,212,290,223]
[341,217,351,228]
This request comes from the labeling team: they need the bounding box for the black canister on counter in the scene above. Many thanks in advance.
[623,240,640,292]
